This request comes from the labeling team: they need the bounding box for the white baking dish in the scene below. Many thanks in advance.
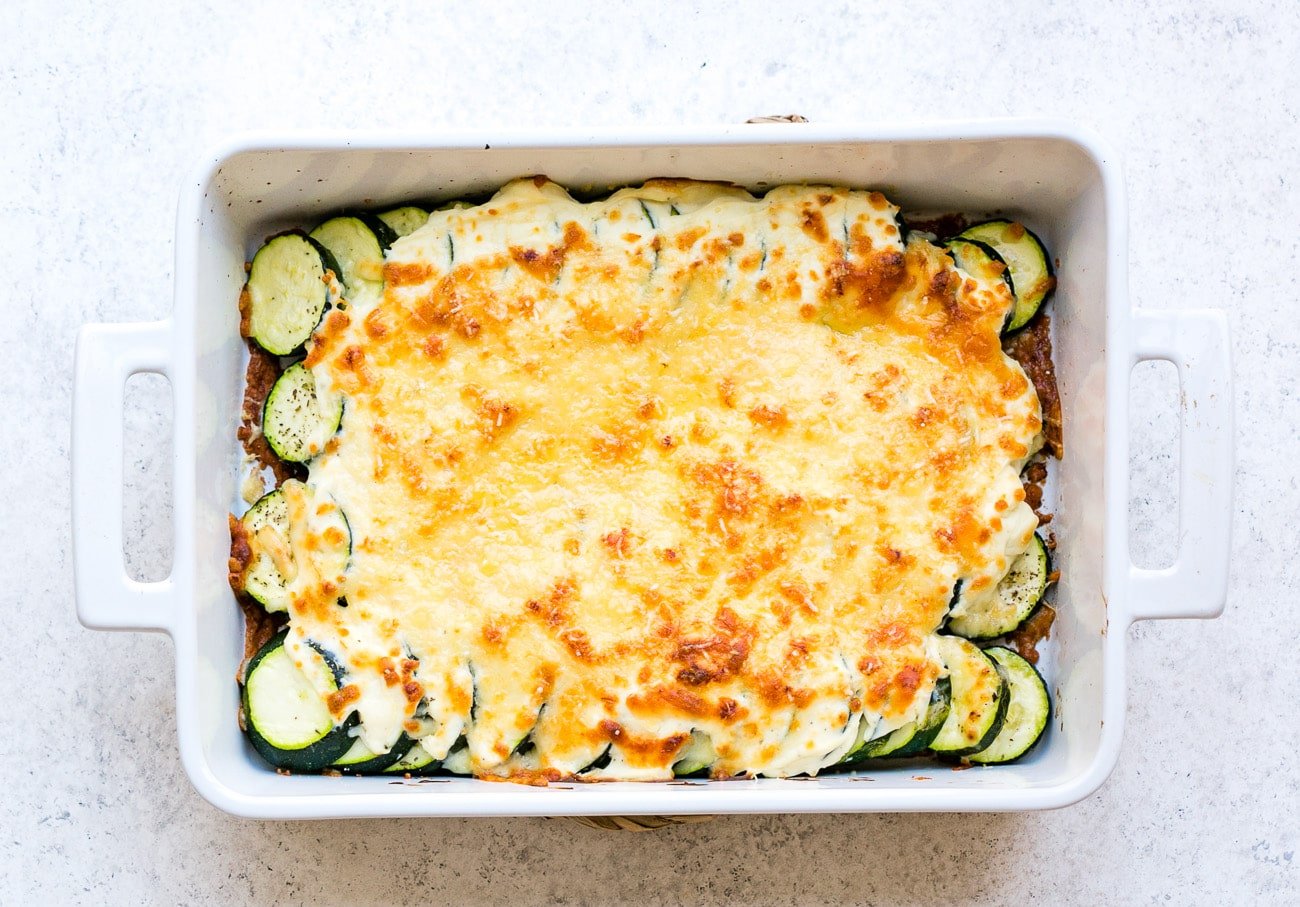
[73,122,1232,818]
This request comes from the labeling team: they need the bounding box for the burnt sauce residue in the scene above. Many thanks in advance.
[1022,459,1050,524]
[1005,312,1062,662]
[901,212,969,242]
[233,341,297,672]
[1006,604,1056,666]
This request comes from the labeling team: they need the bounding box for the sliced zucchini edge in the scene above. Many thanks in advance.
[239,489,291,612]
[968,647,1051,764]
[308,215,392,299]
[957,219,1055,333]
[928,636,1009,757]
[672,730,717,777]
[262,362,344,464]
[887,676,954,758]
[332,733,415,774]
[944,237,1016,331]
[947,534,1050,641]
[383,741,441,775]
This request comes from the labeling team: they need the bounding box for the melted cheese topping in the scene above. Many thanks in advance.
[261,178,1042,780]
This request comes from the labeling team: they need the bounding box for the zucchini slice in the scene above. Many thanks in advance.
[262,362,343,463]
[238,483,352,613]
[331,733,414,774]
[860,677,953,760]
[672,730,716,777]
[945,237,1015,328]
[244,233,339,356]
[240,488,293,612]
[956,220,1055,333]
[302,490,352,587]
[947,534,1050,640]
[383,741,440,776]
[969,647,1050,764]
[376,206,430,238]
[242,631,357,771]
[308,215,396,304]
[929,636,1009,757]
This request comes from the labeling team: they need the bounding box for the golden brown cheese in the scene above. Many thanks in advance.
[261,178,1042,779]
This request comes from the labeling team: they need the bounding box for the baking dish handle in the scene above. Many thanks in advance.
[1127,308,1233,622]
[73,320,176,635]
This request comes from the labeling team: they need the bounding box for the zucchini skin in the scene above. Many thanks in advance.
[938,677,1008,758]
[945,237,1010,285]
[305,234,344,288]
[836,714,879,766]
[944,579,964,621]
[305,638,348,686]
[383,741,441,776]
[353,212,399,252]
[885,677,953,758]
[578,746,613,774]
[244,704,357,772]
[333,733,416,774]
[241,631,358,772]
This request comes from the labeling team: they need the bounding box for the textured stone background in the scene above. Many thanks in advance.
[3,0,1296,903]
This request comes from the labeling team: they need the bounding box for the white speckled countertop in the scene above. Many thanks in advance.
[3,0,1297,902]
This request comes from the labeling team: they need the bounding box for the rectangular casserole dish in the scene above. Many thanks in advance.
[72,121,1232,818]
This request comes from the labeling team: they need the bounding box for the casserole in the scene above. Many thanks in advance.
[227,177,1050,780]
[72,121,1233,817]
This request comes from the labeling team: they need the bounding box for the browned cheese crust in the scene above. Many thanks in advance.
[225,181,1053,779]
